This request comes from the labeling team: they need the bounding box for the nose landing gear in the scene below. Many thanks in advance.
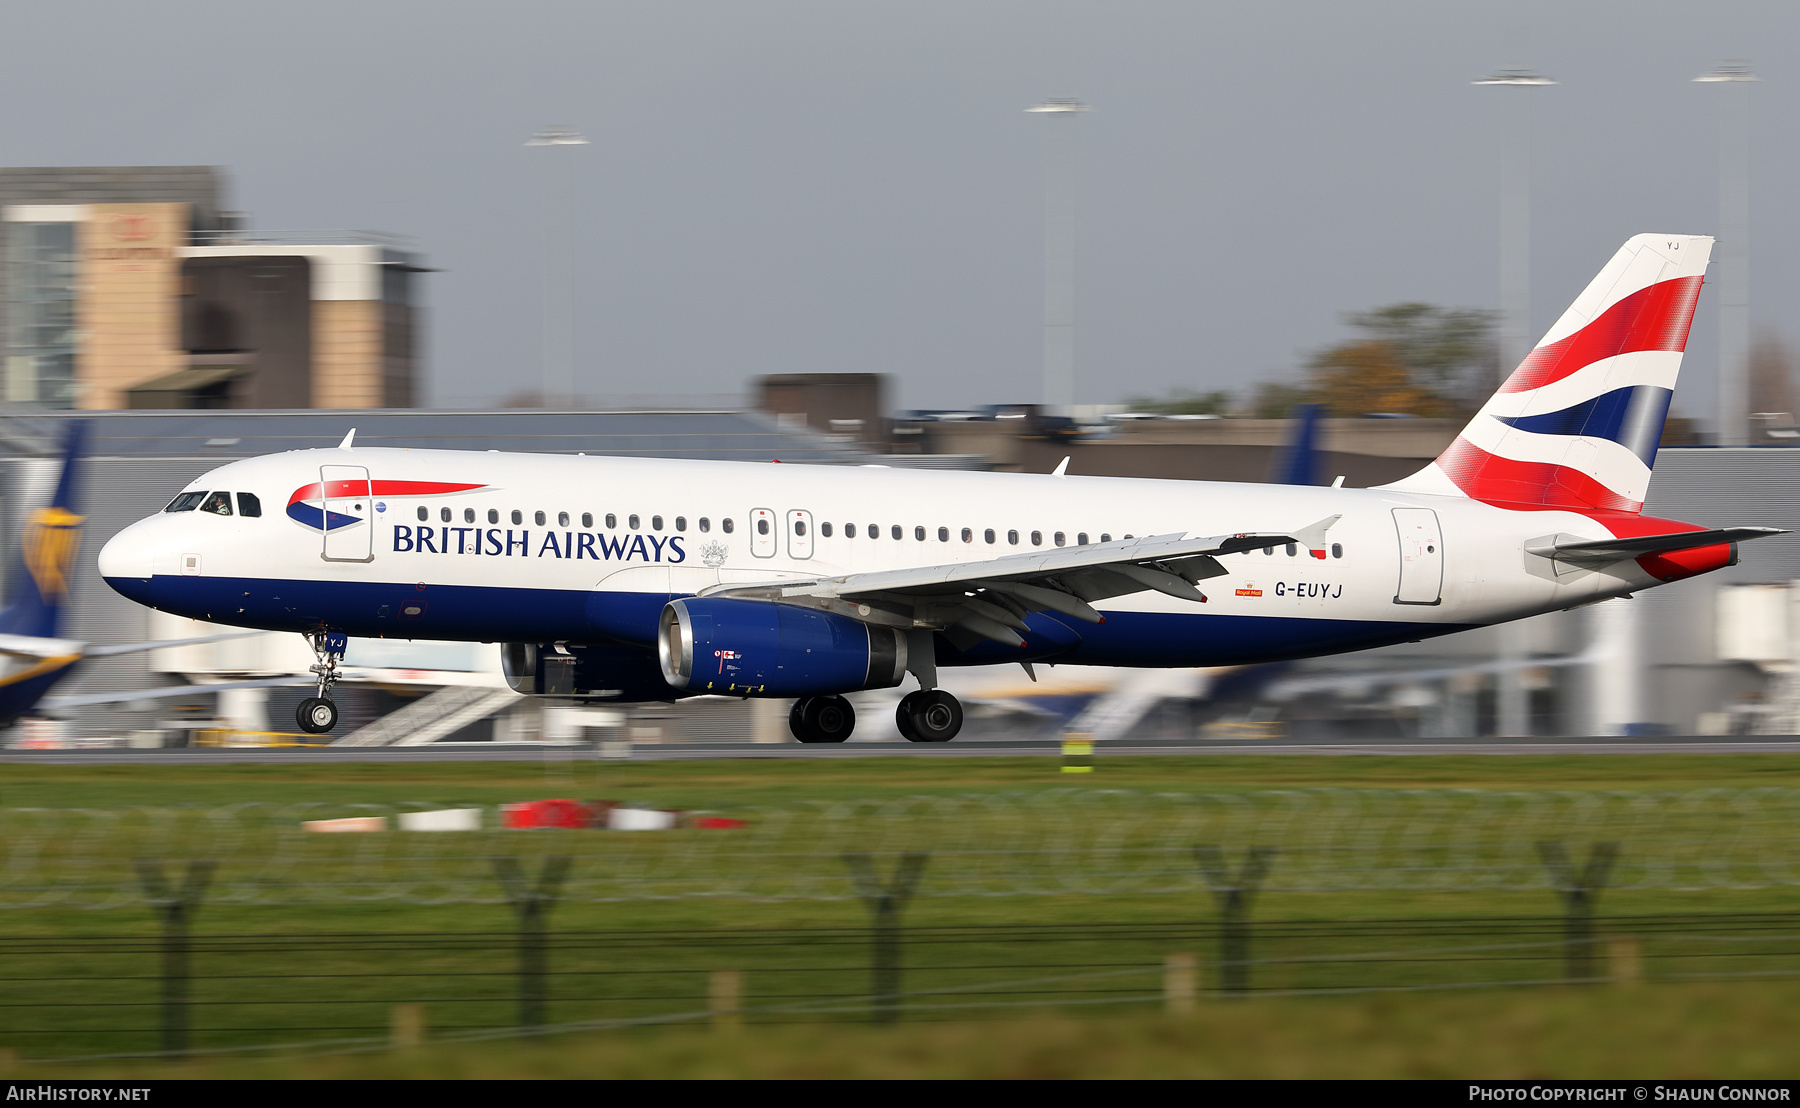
[297,628,348,735]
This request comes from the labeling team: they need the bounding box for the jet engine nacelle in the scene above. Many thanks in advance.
[658,597,907,696]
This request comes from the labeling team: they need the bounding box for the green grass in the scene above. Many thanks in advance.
[14,978,1800,1079]
[2,754,1796,1064]
[4,752,1798,809]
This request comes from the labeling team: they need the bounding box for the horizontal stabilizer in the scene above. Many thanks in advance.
[1526,526,1784,563]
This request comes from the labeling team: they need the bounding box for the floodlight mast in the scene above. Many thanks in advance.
[1695,62,1758,448]
[1473,68,1555,741]
[1472,69,1556,389]
[1028,98,1088,414]
[527,125,590,409]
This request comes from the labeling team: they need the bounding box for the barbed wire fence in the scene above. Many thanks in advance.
[4,788,1800,1062]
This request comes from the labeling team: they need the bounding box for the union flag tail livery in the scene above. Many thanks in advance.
[98,233,1783,742]
[1386,234,1711,513]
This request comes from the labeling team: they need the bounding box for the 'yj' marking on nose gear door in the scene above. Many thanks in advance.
[1392,507,1443,605]
[320,465,373,562]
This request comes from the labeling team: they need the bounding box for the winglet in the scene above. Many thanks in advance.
[339,429,356,450]
[1051,457,1070,478]
[1291,514,1341,553]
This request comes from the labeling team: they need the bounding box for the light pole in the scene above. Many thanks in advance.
[527,124,589,408]
[1474,68,1553,739]
[1695,62,1757,448]
[1027,97,1088,413]
[1473,69,1555,386]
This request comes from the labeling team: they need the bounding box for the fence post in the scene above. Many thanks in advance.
[492,855,572,1030]
[843,852,929,1024]
[1164,952,1198,1014]
[710,969,743,1031]
[1537,841,1619,983]
[1195,846,1276,997]
[134,859,215,1058]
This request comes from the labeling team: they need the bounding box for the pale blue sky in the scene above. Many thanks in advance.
[2,1,1793,423]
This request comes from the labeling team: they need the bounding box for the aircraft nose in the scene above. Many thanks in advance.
[98,517,161,582]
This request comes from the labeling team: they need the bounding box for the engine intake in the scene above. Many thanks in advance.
[658,597,906,696]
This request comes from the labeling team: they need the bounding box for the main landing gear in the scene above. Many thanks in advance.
[789,694,857,744]
[296,629,348,735]
[896,689,962,743]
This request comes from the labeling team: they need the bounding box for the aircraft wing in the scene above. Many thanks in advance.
[1526,527,1784,564]
[0,634,85,661]
[40,674,315,711]
[82,631,264,658]
[701,515,1341,648]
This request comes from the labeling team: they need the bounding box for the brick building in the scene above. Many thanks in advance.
[1,166,422,410]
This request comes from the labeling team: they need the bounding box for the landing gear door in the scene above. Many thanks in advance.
[1391,507,1443,605]
[320,464,374,562]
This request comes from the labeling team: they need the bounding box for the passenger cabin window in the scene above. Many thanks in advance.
[722,517,735,534]
[699,518,711,533]
[868,523,878,539]
[675,516,687,532]
[844,523,856,538]
[441,507,452,522]
[1031,531,1042,546]
[416,506,429,521]
[793,519,807,536]
[200,491,232,516]
[606,514,617,529]
[984,529,995,544]
[629,514,640,530]
[1286,543,1297,557]
[757,517,769,535]
[1054,532,1065,547]
[1077,532,1088,545]
[1100,533,1111,543]
[511,510,523,525]
[488,509,499,524]
[914,526,925,541]
[464,508,475,523]
[961,528,972,543]
[1332,543,1343,559]
[938,527,949,542]
[535,511,546,526]
[652,515,663,531]
[165,491,207,512]
[236,493,261,518]
[558,511,570,527]
[581,512,593,528]
[891,525,902,540]
[821,522,833,537]
[1008,530,1019,545]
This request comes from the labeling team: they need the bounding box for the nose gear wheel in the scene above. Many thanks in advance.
[300,627,348,734]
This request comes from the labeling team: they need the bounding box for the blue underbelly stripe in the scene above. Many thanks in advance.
[105,574,1473,673]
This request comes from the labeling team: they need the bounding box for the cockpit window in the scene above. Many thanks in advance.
[165,491,207,513]
[199,491,233,516]
[237,492,262,518]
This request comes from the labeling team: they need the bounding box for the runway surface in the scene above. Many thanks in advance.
[4,734,1798,764]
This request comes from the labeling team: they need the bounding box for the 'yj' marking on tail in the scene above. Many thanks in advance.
[1387,235,1713,514]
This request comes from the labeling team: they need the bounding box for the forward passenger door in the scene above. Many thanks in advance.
[320,465,373,562]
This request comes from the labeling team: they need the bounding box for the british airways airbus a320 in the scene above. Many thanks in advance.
[99,235,1778,741]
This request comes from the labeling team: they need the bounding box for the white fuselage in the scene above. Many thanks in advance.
[97,447,1695,685]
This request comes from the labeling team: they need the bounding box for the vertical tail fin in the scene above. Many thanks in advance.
[1267,402,1324,485]
[0,420,88,639]
[1382,234,1713,513]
